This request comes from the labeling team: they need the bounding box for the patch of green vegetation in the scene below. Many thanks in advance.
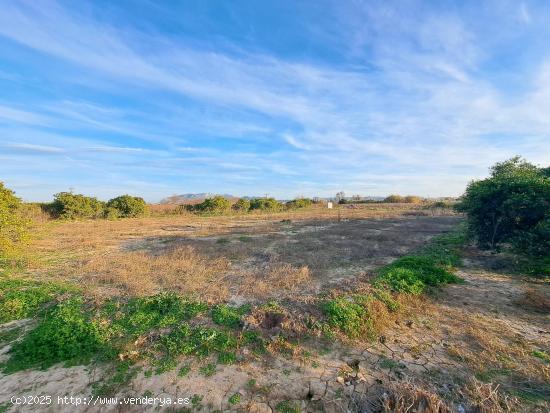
[110,293,208,337]
[475,368,512,382]
[228,393,241,405]
[211,303,250,328]
[0,402,9,413]
[533,350,550,363]
[191,394,203,407]
[241,330,267,355]
[237,235,253,242]
[275,400,301,413]
[161,324,237,359]
[154,357,177,374]
[419,230,465,267]
[2,297,109,373]
[178,363,191,377]
[0,278,74,323]
[246,378,257,388]
[372,289,400,311]
[216,237,230,244]
[321,297,367,338]
[199,363,216,377]
[217,351,236,365]
[517,255,550,278]
[375,255,462,294]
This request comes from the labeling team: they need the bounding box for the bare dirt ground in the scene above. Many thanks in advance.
[1,210,548,412]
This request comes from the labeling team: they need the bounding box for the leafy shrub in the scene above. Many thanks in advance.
[2,298,107,372]
[286,198,312,209]
[50,192,105,219]
[403,195,424,204]
[232,198,251,212]
[211,304,250,328]
[383,194,403,203]
[106,195,147,218]
[456,157,549,255]
[249,197,282,211]
[0,182,30,260]
[186,196,231,214]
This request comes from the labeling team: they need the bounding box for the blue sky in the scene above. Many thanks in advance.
[1,0,550,202]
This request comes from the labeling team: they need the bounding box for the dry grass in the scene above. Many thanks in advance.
[446,313,550,407]
[236,263,311,299]
[516,287,550,313]
[76,246,230,300]
[351,379,452,413]
[463,378,519,413]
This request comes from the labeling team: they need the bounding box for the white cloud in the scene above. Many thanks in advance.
[0,0,549,200]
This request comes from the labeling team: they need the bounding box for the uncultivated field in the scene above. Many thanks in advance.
[0,204,549,412]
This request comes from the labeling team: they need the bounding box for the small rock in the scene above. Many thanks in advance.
[336,376,345,385]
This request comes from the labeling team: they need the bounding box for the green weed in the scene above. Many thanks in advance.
[275,400,301,413]
[110,293,208,337]
[533,350,550,363]
[2,297,109,372]
[0,278,73,323]
[375,255,462,294]
[199,363,216,377]
[228,393,241,405]
[321,297,366,338]
[211,303,250,328]
[178,363,191,377]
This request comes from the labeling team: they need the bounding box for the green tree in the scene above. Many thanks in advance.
[456,156,550,254]
[286,198,312,209]
[188,196,231,214]
[0,182,30,259]
[106,195,147,218]
[51,192,105,220]
[232,198,251,212]
[249,197,282,211]
[384,194,404,203]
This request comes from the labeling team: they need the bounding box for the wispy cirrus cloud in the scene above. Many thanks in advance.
[0,0,549,201]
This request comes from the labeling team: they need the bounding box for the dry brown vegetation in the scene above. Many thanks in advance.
[25,205,459,302]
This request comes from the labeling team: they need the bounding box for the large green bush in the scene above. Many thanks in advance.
[106,195,147,218]
[249,197,282,211]
[0,182,30,260]
[187,196,231,214]
[286,198,312,209]
[456,157,549,255]
[51,192,105,220]
[232,198,251,212]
